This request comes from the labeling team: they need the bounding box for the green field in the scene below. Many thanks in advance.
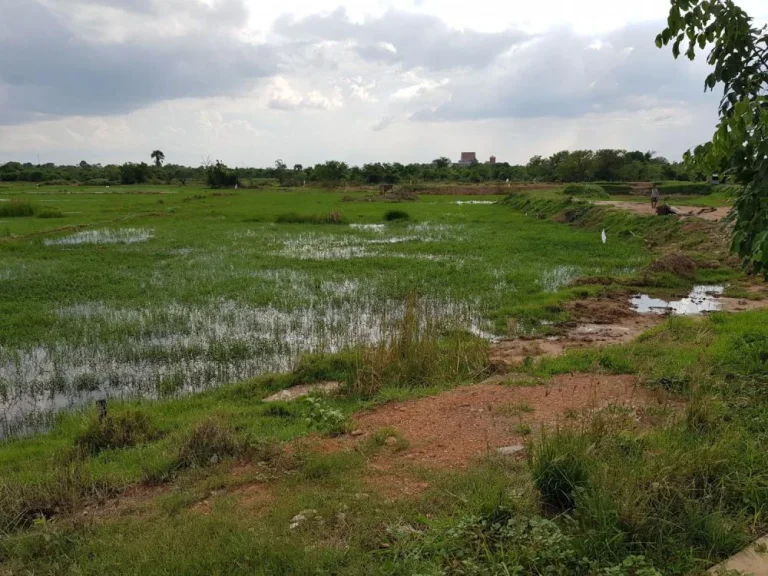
[4,183,768,576]
[0,185,656,436]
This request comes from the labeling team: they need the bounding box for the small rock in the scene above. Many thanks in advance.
[384,436,398,446]
[290,514,308,524]
[354,493,370,500]
[335,512,347,524]
[298,509,318,518]
[351,429,364,437]
[497,445,526,457]
[289,522,301,530]
[209,453,219,465]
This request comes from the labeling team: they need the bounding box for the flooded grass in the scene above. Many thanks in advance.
[44,228,154,246]
[0,188,657,436]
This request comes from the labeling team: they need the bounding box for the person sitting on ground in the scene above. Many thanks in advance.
[651,184,660,208]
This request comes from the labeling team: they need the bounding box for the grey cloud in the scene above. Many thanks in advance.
[0,0,274,125]
[273,8,529,71]
[413,24,716,122]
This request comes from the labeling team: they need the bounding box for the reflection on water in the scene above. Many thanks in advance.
[0,297,497,437]
[44,228,154,246]
[630,285,725,315]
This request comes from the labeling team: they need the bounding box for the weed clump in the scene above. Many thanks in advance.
[529,431,589,510]
[75,409,161,456]
[0,199,38,218]
[35,208,64,219]
[350,296,488,396]
[275,210,347,224]
[384,209,410,221]
[175,418,247,469]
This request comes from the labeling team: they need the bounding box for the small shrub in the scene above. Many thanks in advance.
[75,409,161,455]
[176,418,246,469]
[36,208,64,219]
[562,184,609,199]
[0,199,37,218]
[384,209,410,221]
[529,431,590,510]
[303,396,349,436]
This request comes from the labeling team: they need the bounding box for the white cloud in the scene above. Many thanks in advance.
[3,0,766,167]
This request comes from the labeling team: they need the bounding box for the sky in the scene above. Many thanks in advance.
[1,0,766,167]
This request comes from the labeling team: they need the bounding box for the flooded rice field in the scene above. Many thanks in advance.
[0,190,652,437]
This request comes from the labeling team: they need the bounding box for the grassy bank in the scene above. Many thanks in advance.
[1,307,767,574]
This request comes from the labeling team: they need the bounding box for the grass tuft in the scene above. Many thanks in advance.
[275,210,347,224]
[529,430,590,511]
[74,408,161,456]
[175,418,247,469]
[383,209,410,221]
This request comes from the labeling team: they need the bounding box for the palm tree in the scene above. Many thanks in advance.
[150,150,165,167]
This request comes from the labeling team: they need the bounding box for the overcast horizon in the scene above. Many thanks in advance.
[1,0,767,168]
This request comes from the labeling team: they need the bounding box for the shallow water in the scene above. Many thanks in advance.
[0,296,497,437]
[630,285,725,315]
[44,228,154,246]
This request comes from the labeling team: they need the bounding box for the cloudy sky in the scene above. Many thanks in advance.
[1,0,766,167]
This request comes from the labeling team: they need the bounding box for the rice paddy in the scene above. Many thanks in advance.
[0,185,649,436]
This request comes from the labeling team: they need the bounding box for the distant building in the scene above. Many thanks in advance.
[458,152,477,166]
[489,155,496,165]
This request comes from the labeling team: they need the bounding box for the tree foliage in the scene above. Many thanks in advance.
[150,150,165,168]
[1,149,702,188]
[657,0,768,273]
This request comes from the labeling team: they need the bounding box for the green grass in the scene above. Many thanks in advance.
[0,184,662,435]
[0,182,758,575]
[562,183,610,199]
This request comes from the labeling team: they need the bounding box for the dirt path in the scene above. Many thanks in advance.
[594,201,730,222]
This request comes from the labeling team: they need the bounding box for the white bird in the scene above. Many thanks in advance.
[601,229,607,244]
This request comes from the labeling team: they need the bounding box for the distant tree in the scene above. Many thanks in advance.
[150,150,165,167]
[293,164,303,172]
[79,160,90,169]
[274,159,287,172]
[312,161,349,183]
[432,157,451,170]
[657,0,768,273]
[119,162,150,185]
[205,160,238,188]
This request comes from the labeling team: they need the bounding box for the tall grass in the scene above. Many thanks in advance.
[350,296,489,396]
[0,199,38,218]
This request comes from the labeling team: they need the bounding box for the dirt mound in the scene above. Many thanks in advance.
[329,375,669,470]
[565,296,635,324]
[647,253,697,279]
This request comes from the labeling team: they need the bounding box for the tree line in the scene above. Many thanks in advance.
[0,149,706,187]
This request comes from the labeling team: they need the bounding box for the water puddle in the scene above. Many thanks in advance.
[44,228,154,246]
[630,285,725,315]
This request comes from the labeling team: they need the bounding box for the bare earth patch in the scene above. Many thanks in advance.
[594,200,730,222]
[332,375,669,471]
